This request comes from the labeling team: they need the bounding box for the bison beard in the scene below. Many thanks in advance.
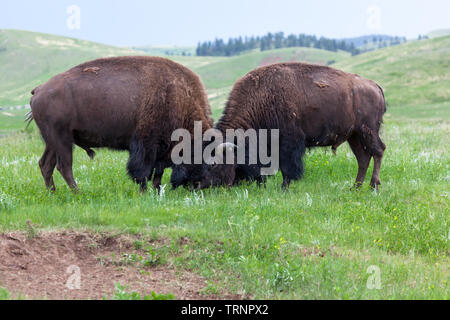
[173,62,386,190]
[29,56,213,192]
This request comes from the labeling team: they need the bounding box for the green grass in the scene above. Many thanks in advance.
[0,109,29,135]
[0,110,448,299]
[105,283,175,300]
[0,287,12,300]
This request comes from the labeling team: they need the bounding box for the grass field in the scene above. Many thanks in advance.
[0,30,449,300]
[0,107,448,299]
[0,109,28,135]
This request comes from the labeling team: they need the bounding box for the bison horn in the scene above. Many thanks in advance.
[215,142,238,155]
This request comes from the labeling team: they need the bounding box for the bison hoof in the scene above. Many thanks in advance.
[71,186,80,194]
[87,150,96,160]
[370,179,381,190]
[350,182,363,191]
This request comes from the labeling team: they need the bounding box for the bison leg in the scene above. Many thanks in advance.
[279,135,306,190]
[256,175,267,188]
[370,155,383,190]
[39,146,57,191]
[348,134,371,188]
[55,142,78,191]
[370,137,386,190]
[332,141,344,156]
[359,125,386,190]
[127,135,156,193]
[84,147,96,160]
[152,164,165,192]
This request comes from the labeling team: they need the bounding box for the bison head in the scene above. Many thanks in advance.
[170,142,238,189]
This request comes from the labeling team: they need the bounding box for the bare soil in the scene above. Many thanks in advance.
[0,231,236,300]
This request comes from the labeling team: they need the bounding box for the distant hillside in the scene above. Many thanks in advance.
[196,32,361,57]
[132,45,196,57]
[335,35,450,106]
[1,29,448,115]
[427,29,450,39]
[0,30,350,113]
[341,34,406,48]
[189,47,350,89]
[0,29,141,106]
[178,47,350,112]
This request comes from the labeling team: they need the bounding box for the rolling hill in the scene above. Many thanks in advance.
[1,29,449,115]
[0,29,141,106]
[427,28,450,39]
[0,29,350,114]
[132,45,196,56]
[335,35,450,106]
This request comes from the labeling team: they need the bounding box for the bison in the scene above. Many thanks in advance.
[171,62,386,190]
[28,56,213,192]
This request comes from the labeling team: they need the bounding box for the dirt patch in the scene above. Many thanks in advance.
[0,231,236,300]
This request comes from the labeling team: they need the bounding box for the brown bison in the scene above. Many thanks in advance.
[28,56,213,192]
[171,62,386,189]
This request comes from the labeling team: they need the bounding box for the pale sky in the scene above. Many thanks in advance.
[1,0,449,46]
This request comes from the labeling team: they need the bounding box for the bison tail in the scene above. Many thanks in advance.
[376,84,387,114]
[26,86,41,128]
[25,110,33,129]
[31,85,41,95]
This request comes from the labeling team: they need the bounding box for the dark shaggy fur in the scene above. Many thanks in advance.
[29,56,213,192]
[173,62,386,189]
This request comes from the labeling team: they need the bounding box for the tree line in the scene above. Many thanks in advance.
[196,32,361,57]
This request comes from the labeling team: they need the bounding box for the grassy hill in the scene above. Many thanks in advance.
[0,29,350,116]
[427,28,450,39]
[0,29,141,106]
[1,29,449,115]
[132,45,196,56]
[335,35,450,106]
